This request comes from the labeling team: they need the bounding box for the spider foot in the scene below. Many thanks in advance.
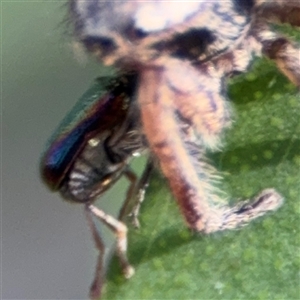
[208,188,284,233]
[233,188,284,216]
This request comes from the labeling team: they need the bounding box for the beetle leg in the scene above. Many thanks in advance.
[86,204,134,280]
[127,159,154,228]
[118,159,154,228]
[117,168,138,221]
[84,206,106,300]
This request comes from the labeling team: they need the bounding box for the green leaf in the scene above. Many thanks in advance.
[101,32,300,300]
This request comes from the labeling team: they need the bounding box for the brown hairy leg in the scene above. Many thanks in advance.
[253,0,300,86]
[253,27,300,86]
[255,0,300,27]
[137,67,283,233]
[138,67,211,230]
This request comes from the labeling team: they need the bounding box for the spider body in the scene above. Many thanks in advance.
[69,0,299,233]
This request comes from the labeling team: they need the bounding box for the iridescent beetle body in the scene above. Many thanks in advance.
[42,74,138,194]
[41,74,153,298]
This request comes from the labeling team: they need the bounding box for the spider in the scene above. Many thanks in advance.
[67,0,299,285]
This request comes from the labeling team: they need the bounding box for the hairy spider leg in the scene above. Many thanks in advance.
[252,0,300,86]
[252,26,300,87]
[138,67,283,233]
[256,0,300,27]
[138,67,212,231]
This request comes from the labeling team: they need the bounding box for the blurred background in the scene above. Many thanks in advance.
[2,1,145,299]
